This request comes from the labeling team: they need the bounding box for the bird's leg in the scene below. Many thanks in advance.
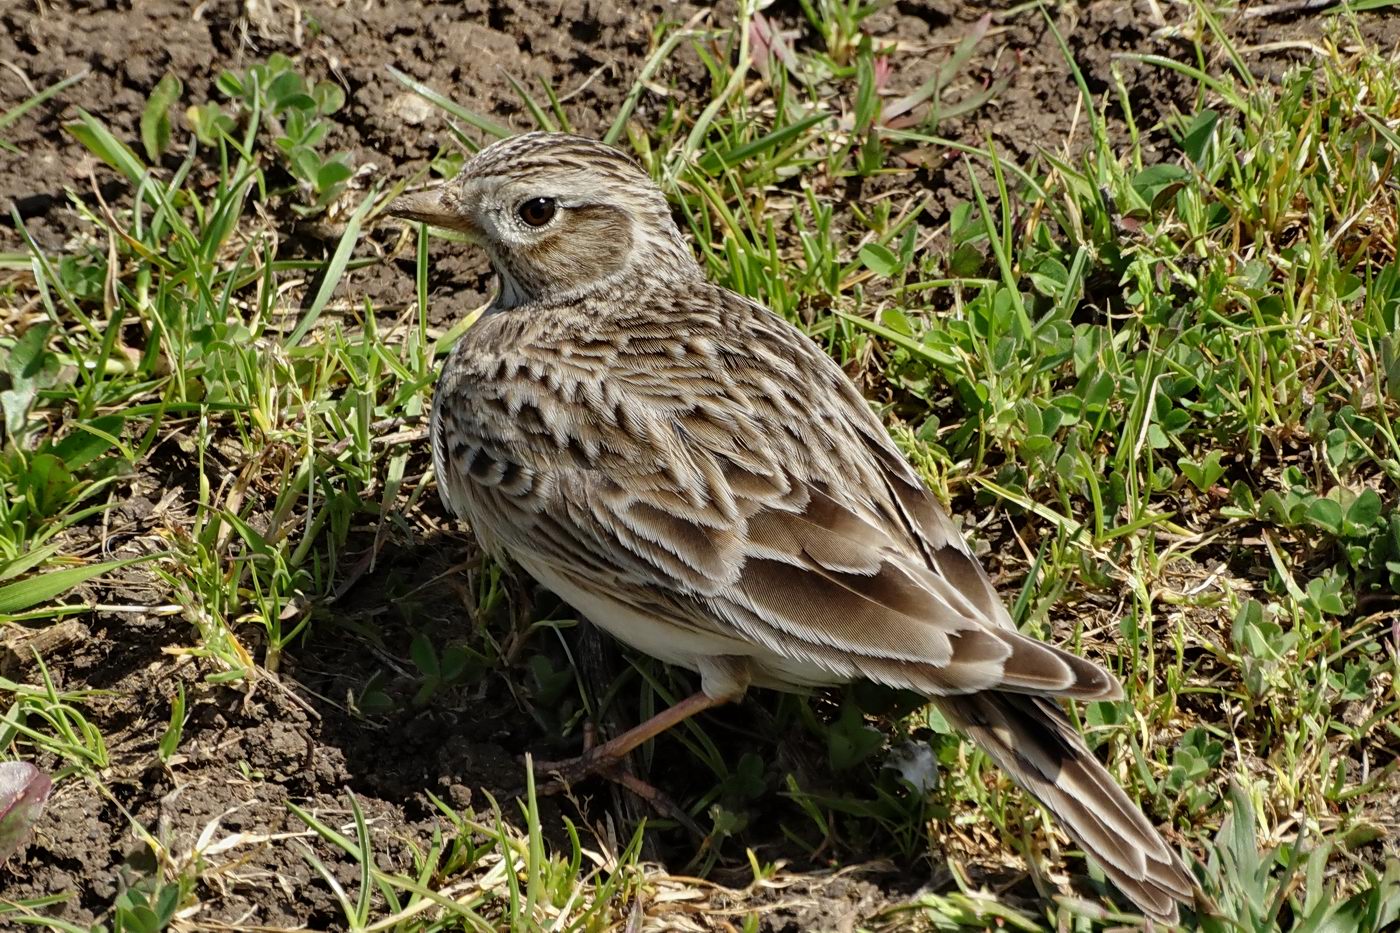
[534,690,730,790]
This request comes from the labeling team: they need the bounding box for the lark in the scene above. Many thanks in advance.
[389,132,1197,923]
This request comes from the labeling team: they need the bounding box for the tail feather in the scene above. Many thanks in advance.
[936,692,1195,925]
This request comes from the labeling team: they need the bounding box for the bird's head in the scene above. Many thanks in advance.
[388,132,699,307]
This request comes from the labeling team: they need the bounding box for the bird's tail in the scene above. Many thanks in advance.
[935,691,1196,925]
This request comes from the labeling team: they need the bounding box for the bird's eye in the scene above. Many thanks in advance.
[517,197,557,227]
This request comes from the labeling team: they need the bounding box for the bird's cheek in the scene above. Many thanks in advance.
[558,213,634,280]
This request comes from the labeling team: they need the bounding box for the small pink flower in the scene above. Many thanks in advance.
[0,762,52,862]
[874,54,892,92]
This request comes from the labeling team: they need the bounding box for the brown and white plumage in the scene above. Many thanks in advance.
[390,132,1196,924]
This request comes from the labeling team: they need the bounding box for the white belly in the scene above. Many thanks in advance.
[514,555,852,694]
[515,556,746,670]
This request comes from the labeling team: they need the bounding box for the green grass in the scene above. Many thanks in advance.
[3,2,1400,930]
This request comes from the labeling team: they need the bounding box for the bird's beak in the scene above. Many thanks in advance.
[385,187,477,236]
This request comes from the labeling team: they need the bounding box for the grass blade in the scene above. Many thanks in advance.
[0,556,155,615]
[385,66,512,140]
[285,189,378,346]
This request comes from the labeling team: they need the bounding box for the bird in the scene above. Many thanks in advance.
[387,131,1198,924]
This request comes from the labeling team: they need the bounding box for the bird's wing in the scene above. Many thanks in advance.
[434,292,1118,700]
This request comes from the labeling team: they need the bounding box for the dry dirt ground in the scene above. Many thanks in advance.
[2,1,1398,929]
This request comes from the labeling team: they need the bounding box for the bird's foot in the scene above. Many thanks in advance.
[530,750,702,836]
[532,745,625,791]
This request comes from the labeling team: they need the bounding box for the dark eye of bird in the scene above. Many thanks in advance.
[518,197,556,227]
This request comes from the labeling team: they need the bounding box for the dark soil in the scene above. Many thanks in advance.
[3,1,1398,930]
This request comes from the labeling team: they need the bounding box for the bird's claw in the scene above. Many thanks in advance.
[530,748,624,795]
